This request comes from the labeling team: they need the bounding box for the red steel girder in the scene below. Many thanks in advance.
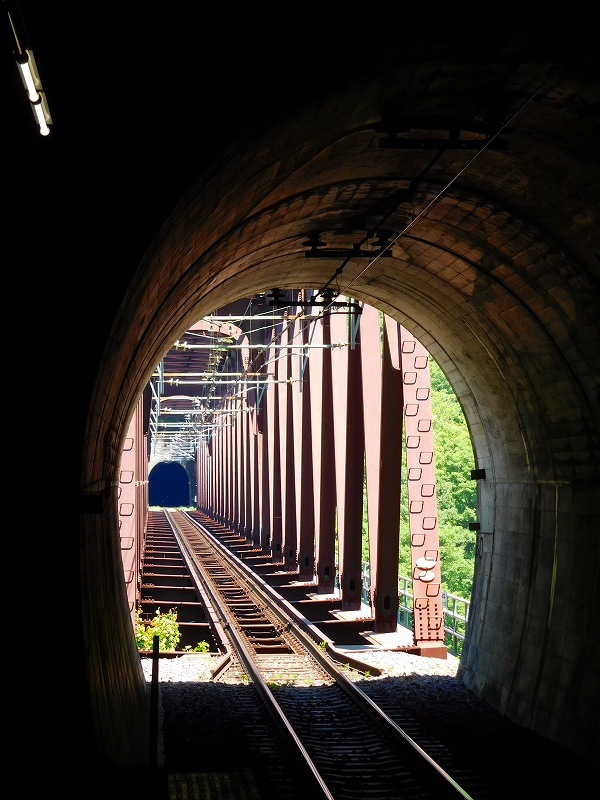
[401,328,446,656]
[331,307,364,610]
[310,312,337,593]
[361,306,403,632]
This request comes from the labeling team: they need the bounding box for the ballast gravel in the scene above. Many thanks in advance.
[141,649,589,797]
[140,647,459,683]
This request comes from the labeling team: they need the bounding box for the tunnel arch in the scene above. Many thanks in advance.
[80,38,598,767]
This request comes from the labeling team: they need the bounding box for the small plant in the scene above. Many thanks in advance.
[267,673,301,688]
[183,641,210,653]
[318,641,327,651]
[136,607,181,651]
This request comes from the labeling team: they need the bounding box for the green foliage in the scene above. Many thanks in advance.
[429,358,477,597]
[136,607,181,651]
[183,641,210,653]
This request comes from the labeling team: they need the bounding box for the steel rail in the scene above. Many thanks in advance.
[166,509,477,800]
[164,509,334,799]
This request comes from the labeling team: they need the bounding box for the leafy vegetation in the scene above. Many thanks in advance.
[136,607,181,651]
[136,607,209,653]
[183,641,210,653]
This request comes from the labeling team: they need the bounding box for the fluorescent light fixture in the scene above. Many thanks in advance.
[16,50,39,102]
[15,49,52,136]
[32,98,50,136]
[6,3,52,136]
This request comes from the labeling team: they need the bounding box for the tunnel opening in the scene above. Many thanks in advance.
[133,293,477,652]
[149,461,191,507]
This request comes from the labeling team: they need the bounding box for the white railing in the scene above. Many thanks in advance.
[360,563,470,657]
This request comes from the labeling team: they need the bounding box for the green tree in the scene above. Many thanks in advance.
[429,358,477,598]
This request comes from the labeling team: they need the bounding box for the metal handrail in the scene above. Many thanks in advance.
[360,563,470,657]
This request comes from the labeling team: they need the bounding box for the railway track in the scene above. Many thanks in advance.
[142,509,498,800]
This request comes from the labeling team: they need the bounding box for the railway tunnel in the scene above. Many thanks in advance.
[10,14,598,794]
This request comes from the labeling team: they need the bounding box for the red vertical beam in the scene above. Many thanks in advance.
[238,338,253,542]
[119,399,145,623]
[292,312,315,582]
[229,398,237,529]
[278,319,297,569]
[199,437,210,512]
[206,439,213,515]
[267,331,283,562]
[196,437,207,511]
[310,311,336,594]
[241,389,252,540]
[215,414,224,522]
[401,328,446,657]
[224,408,231,524]
[361,307,403,632]
[196,436,205,509]
[231,398,239,529]
[245,330,269,550]
[235,393,245,535]
[221,404,228,523]
[246,405,259,543]
[257,403,270,552]
[233,395,240,531]
[210,419,218,518]
[211,421,219,519]
[223,401,233,526]
[331,302,364,609]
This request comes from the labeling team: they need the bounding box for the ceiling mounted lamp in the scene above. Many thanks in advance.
[15,50,52,136]
[7,3,52,136]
